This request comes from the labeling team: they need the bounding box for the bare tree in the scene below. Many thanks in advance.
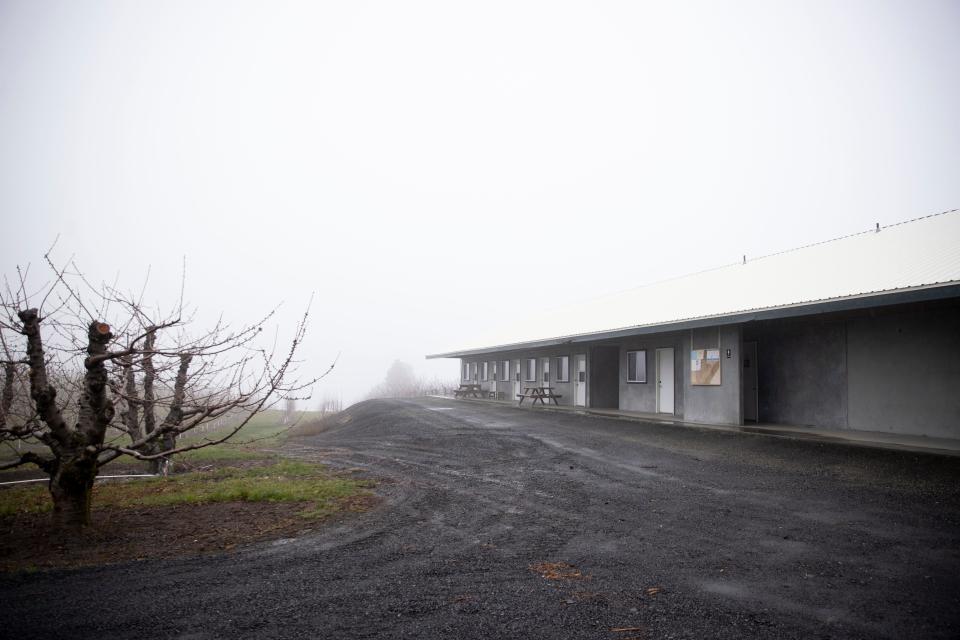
[316,391,342,415]
[0,253,324,527]
[366,360,436,399]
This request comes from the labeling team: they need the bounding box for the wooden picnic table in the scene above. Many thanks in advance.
[517,386,562,406]
[454,383,483,399]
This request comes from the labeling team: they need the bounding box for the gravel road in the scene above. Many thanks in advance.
[2,397,959,639]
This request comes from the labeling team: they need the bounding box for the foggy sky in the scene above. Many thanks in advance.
[1,1,958,405]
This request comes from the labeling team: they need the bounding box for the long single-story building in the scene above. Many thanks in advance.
[427,211,960,439]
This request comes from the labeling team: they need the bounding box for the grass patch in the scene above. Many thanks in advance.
[1,410,326,470]
[174,446,265,462]
[172,409,326,462]
[0,460,371,519]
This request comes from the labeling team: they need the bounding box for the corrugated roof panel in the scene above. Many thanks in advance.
[431,210,960,356]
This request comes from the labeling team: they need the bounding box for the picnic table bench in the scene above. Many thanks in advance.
[454,383,484,398]
[517,386,562,406]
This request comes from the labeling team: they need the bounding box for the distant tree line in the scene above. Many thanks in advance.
[365,360,457,399]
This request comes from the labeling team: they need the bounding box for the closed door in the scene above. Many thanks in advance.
[513,360,521,398]
[656,348,675,414]
[743,341,758,422]
[574,354,586,406]
[540,357,550,388]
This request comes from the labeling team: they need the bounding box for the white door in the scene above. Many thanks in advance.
[574,354,586,406]
[656,348,675,414]
[540,357,550,388]
[743,341,758,422]
[513,360,521,399]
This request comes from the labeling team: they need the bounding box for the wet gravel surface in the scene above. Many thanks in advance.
[2,397,959,639]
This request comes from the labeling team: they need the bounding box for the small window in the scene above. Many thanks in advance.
[481,362,489,381]
[554,356,570,382]
[490,361,497,381]
[627,350,647,383]
[462,362,469,381]
[470,362,478,382]
[525,358,537,382]
[500,360,509,381]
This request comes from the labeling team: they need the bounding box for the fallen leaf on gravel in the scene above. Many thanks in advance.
[645,587,662,596]
[529,561,587,580]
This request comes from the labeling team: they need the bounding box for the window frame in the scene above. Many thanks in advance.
[500,360,509,382]
[525,358,537,382]
[554,356,570,383]
[626,350,647,383]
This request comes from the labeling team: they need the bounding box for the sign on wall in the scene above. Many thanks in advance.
[691,348,722,385]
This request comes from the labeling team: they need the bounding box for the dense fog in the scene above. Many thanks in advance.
[2,1,958,405]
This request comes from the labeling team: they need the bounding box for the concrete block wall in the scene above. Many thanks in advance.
[457,298,959,438]
[617,332,685,416]
[744,319,847,428]
[847,303,960,438]
[682,324,742,425]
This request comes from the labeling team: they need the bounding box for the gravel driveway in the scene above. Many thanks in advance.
[2,397,959,639]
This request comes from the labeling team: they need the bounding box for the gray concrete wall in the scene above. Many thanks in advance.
[743,320,848,428]
[682,325,742,425]
[457,298,959,438]
[618,332,685,416]
[847,304,960,438]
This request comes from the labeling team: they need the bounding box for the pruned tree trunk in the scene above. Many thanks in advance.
[155,353,191,475]
[0,362,14,430]
[16,311,116,528]
[49,454,96,527]
[18,309,71,443]
[142,330,160,473]
[120,355,142,441]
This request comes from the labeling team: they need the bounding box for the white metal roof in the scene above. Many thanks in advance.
[430,210,960,358]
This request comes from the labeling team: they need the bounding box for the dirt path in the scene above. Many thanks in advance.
[2,397,959,639]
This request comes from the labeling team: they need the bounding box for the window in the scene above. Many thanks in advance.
[627,350,647,383]
[462,362,469,381]
[500,360,509,381]
[470,362,478,381]
[554,356,570,382]
[525,358,537,382]
[481,362,489,381]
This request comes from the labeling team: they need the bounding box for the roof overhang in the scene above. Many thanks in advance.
[426,281,960,359]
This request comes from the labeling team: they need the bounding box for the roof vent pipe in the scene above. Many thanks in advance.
[875,222,880,232]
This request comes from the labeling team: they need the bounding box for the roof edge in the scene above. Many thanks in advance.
[426,281,960,359]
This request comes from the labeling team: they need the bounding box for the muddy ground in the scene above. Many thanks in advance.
[1,397,959,639]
